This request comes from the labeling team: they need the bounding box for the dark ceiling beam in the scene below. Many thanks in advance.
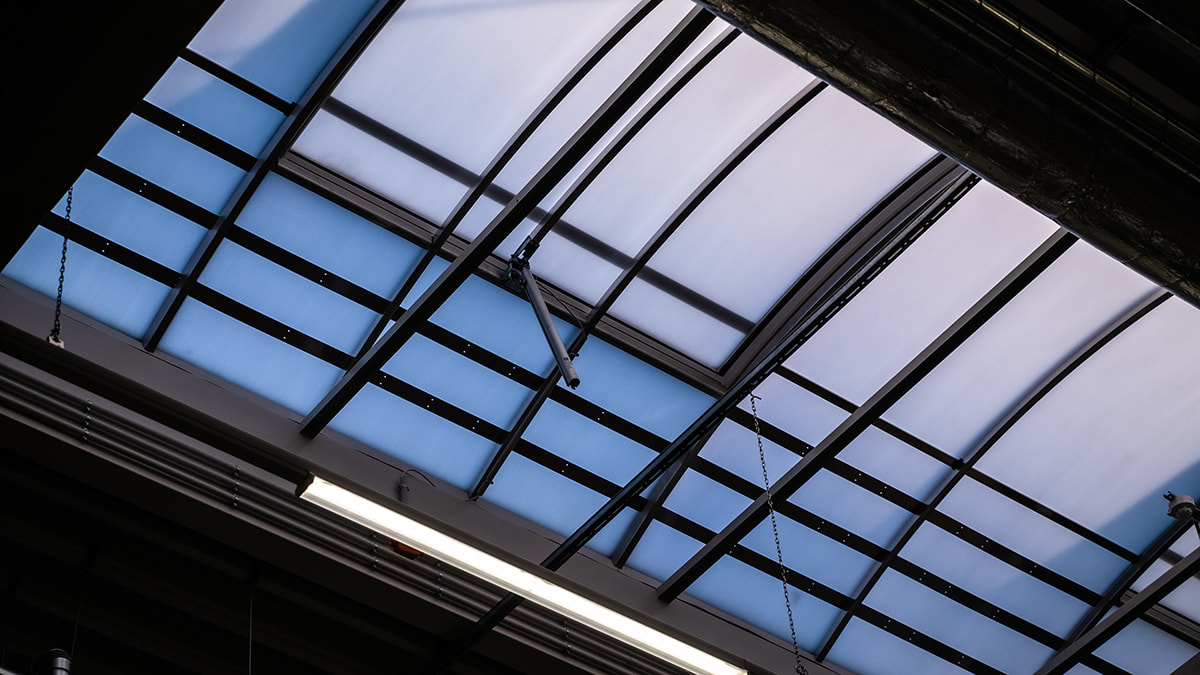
[695,0,1200,308]
[1036,544,1200,675]
[300,8,717,437]
[1,0,222,268]
[141,0,406,352]
[658,230,1076,601]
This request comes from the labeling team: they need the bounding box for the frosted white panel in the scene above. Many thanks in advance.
[865,569,1057,673]
[648,89,935,321]
[977,297,1200,551]
[789,470,915,548]
[145,58,284,155]
[331,0,640,174]
[99,116,245,212]
[294,110,473,225]
[382,334,531,430]
[488,453,612,539]
[690,556,842,651]
[189,0,376,101]
[571,337,714,439]
[828,618,971,675]
[741,516,878,596]
[158,300,342,415]
[607,275,745,366]
[626,520,703,582]
[886,243,1157,458]
[839,426,950,502]
[940,478,1128,592]
[237,174,423,298]
[524,401,656,486]
[902,523,1091,636]
[1161,576,1200,624]
[698,419,798,487]
[328,384,495,491]
[3,228,169,340]
[558,35,814,259]
[787,182,1058,404]
[200,243,376,354]
[50,172,207,271]
[532,231,625,305]
[741,374,848,443]
[1094,620,1197,675]
[663,470,752,533]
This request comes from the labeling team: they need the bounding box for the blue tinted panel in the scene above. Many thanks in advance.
[790,470,915,548]
[827,618,971,675]
[690,556,842,651]
[940,478,1127,593]
[237,174,421,298]
[743,374,848,444]
[432,275,574,376]
[201,242,376,353]
[145,58,285,155]
[1094,620,1197,674]
[158,300,342,414]
[50,172,207,271]
[902,523,1090,636]
[188,0,377,102]
[328,384,497,491]
[4,227,169,339]
[382,334,531,429]
[841,426,950,501]
[570,338,714,439]
[524,400,657,486]
[699,419,799,486]
[866,569,1056,672]
[626,521,704,582]
[487,453,609,539]
[663,470,752,533]
[742,515,878,596]
[99,116,245,212]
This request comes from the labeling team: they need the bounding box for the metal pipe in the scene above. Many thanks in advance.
[35,649,71,675]
[519,264,580,389]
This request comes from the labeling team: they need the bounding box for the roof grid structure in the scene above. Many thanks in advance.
[5,0,1200,673]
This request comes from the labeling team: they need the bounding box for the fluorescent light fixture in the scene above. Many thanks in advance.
[299,475,747,675]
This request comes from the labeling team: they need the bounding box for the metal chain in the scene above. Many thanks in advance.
[750,394,807,675]
[49,186,73,347]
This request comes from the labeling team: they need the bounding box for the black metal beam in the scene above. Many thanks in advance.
[1035,545,1200,675]
[815,288,1169,658]
[300,8,717,437]
[657,230,1076,601]
[178,48,295,114]
[141,0,407,352]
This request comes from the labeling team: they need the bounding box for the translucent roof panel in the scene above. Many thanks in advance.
[976,297,1200,551]
[827,618,972,675]
[787,182,1057,404]
[1093,619,1198,674]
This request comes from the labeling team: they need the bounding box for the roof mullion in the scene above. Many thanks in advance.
[814,289,1168,659]
[178,48,295,114]
[86,157,218,228]
[1035,545,1200,675]
[130,101,257,171]
[656,229,1077,602]
[140,0,407,352]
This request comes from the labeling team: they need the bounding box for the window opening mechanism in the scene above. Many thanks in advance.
[47,185,73,349]
[506,237,581,389]
[750,394,808,675]
[1165,492,1200,539]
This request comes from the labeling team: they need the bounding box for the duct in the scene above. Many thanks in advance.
[695,0,1200,306]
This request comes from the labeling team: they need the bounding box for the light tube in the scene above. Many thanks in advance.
[299,476,747,675]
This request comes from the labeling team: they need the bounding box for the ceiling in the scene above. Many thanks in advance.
[5,1,1200,674]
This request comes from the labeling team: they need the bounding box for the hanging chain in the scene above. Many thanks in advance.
[750,394,807,675]
[48,186,73,348]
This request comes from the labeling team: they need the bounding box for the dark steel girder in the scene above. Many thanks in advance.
[300,8,717,437]
[693,0,1200,309]
[141,0,407,352]
[350,0,663,361]
[815,288,1171,659]
[1036,544,1200,675]
[657,230,1077,601]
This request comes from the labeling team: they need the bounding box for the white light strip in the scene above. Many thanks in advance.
[299,476,747,675]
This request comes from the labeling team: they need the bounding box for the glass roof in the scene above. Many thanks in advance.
[7,0,1200,672]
